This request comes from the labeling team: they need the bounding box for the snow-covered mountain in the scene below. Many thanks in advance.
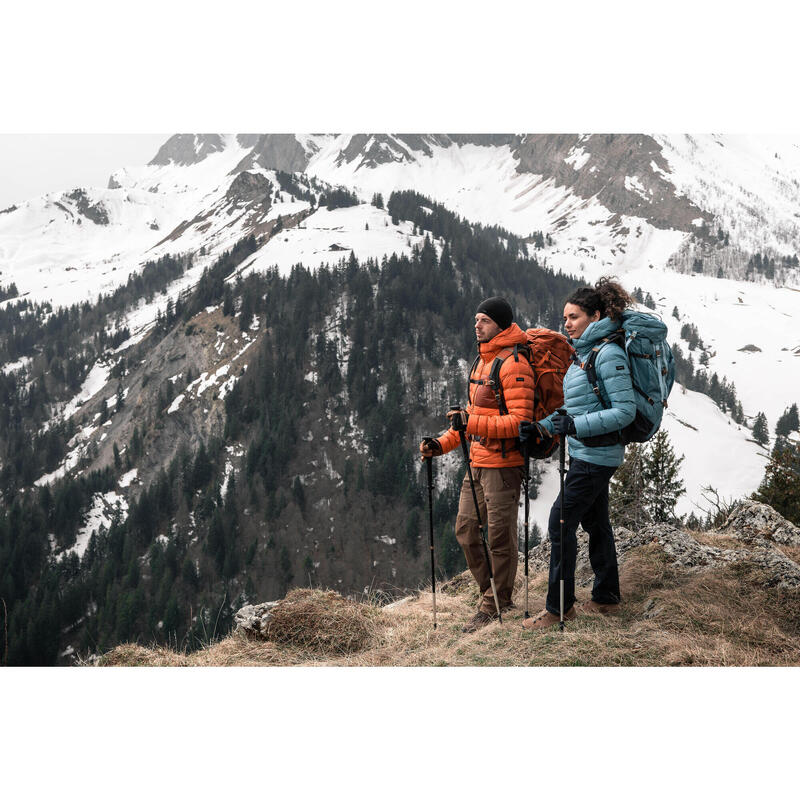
[1,132,798,518]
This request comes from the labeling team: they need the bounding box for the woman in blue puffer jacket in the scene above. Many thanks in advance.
[522,277,636,631]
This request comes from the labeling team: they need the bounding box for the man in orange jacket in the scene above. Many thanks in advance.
[420,297,535,632]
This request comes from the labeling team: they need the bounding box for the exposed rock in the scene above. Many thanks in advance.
[65,189,109,225]
[225,171,272,205]
[738,344,762,352]
[149,134,226,166]
[511,134,713,234]
[718,499,800,546]
[107,175,122,190]
[234,134,312,175]
[236,134,261,150]
[0,204,18,215]
[335,134,514,169]
[234,601,279,637]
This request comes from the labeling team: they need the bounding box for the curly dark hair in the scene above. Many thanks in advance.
[565,276,633,321]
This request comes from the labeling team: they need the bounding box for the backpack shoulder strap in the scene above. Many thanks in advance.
[467,353,482,384]
[581,330,625,410]
[487,347,516,415]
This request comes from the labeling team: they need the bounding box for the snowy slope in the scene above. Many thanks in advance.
[0,135,252,306]
[655,134,800,257]
[305,135,689,275]
[236,204,429,278]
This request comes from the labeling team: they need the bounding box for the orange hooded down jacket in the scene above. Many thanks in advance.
[437,323,535,468]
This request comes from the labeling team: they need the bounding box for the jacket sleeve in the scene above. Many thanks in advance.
[436,426,461,455]
[572,344,636,439]
[465,355,535,440]
[537,411,556,435]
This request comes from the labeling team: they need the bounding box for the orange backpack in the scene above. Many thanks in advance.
[479,328,574,458]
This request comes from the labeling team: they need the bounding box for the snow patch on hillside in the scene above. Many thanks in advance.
[61,362,111,421]
[565,147,590,170]
[237,204,424,278]
[119,468,138,488]
[58,490,129,561]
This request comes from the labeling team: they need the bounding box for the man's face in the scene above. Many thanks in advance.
[475,312,502,343]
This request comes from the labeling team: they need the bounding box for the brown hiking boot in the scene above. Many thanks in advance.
[579,599,621,616]
[462,610,498,633]
[522,607,576,631]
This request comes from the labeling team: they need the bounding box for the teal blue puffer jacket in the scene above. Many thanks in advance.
[539,316,636,467]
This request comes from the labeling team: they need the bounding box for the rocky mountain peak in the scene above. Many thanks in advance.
[149,133,227,166]
[233,134,313,175]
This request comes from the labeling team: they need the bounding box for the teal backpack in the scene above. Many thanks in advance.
[580,311,675,446]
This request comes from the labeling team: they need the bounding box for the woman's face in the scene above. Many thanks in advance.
[563,302,601,340]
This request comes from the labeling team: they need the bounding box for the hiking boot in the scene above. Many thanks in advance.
[462,610,498,633]
[522,607,576,631]
[578,599,621,616]
[499,601,516,613]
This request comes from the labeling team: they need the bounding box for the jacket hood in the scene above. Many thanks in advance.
[478,322,528,360]
[570,316,621,354]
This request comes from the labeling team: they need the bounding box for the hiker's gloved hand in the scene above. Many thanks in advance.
[552,413,577,436]
[419,437,443,459]
[447,408,468,432]
[519,421,550,443]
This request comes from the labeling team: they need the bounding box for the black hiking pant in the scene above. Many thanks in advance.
[546,458,621,615]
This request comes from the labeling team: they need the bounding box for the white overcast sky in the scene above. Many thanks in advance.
[0,134,168,209]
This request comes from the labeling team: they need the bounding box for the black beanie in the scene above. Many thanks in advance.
[476,296,513,330]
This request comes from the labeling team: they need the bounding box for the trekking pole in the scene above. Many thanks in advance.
[523,452,530,619]
[425,456,437,630]
[451,406,502,623]
[557,408,567,632]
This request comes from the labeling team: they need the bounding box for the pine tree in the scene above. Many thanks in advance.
[641,430,685,523]
[609,443,651,528]
[752,412,769,446]
[754,440,800,525]
[292,476,306,512]
[775,403,799,437]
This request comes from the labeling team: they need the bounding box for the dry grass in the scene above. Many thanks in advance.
[100,544,800,668]
[687,531,750,550]
[778,545,800,563]
[261,588,383,655]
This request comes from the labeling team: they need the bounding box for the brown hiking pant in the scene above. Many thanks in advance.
[455,466,523,614]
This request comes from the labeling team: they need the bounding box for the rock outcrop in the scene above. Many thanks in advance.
[718,499,800,546]
[225,171,272,205]
[65,189,109,225]
[148,134,226,166]
[526,500,800,590]
[233,601,279,637]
